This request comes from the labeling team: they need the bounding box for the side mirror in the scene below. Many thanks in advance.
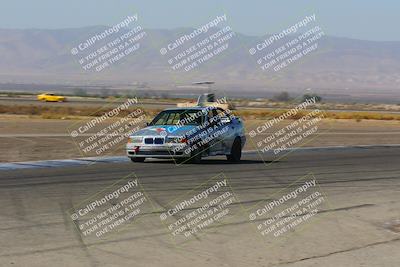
[220,117,231,124]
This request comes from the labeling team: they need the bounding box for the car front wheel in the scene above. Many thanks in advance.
[130,157,145,162]
[189,149,202,164]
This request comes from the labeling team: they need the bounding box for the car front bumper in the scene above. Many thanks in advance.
[126,143,190,158]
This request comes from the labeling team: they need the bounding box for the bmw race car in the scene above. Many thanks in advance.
[126,106,246,163]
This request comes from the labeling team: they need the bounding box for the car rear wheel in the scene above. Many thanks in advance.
[130,157,145,162]
[227,138,242,162]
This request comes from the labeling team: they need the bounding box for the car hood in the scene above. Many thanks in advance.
[131,125,196,137]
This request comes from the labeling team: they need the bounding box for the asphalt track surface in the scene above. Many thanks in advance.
[0,146,399,266]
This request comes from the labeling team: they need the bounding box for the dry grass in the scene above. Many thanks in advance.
[0,104,161,118]
[234,109,400,121]
[1,104,400,121]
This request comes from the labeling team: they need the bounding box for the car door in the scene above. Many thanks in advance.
[205,108,226,154]
[215,108,236,152]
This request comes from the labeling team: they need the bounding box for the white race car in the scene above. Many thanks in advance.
[126,106,246,163]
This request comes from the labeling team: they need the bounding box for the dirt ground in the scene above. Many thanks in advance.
[0,114,399,162]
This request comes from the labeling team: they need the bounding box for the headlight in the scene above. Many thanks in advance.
[128,136,142,143]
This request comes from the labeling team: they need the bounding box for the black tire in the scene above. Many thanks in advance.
[130,157,145,162]
[189,148,202,164]
[227,138,242,162]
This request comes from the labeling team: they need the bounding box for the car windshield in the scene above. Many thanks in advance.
[150,109,204,126]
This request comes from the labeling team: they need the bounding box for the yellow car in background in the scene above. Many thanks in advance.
[37,93,66,102]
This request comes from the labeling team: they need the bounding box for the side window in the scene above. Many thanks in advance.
[216,108,231,120]
[216,108,234,124]
[216,108,225,118]
[211,109,221,125]
[207,109,214,123]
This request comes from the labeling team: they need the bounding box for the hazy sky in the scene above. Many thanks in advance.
[1,0,399,41]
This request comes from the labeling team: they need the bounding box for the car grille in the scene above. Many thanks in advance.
[144,137,164,144]
[154,137,164,144]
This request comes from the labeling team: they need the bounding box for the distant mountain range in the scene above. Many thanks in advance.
[0,26,399,98]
